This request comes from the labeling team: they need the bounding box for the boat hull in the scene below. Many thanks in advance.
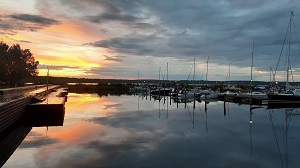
[268,94,300,101]
[150,89,171,96]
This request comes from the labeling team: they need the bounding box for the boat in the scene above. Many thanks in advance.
[150,87,172,96]
[199,90,220,100]
[179,58,202,99]
[268,11,300,101]
[239,43,267,99]
[219,63,239,98]
[150,63,172,96]
[199,57,220,99]
[238,91,267,99]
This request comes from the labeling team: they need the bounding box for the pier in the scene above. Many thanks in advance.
[218,94,268,105]
[0,85,67,132]
[0,85,68,167]
[0,85,68,130]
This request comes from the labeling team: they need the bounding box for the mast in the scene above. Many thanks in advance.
[206,57,209,86]
[167,62,168,81]
[46,65,49,91]
[159,67,161,86]
[286,11,293,90]
[228,63,231,88]
[250,42,254,94]
[193,58,195,88]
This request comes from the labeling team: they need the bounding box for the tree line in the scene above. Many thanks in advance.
[0,41,39,85]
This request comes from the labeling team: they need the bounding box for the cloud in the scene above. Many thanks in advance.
[0,14,60,35]
[103,103,123,110]
[2,0,300,80]
[9,14,59,25]
[86,13,139,24]
[103,55,125,62]
[38,64,80,70]
[19,131,59,148]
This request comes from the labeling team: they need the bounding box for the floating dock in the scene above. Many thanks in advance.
[218,94,268,105]
[0,85,67,132]
[25,88,68,126]
[0,86,67,167]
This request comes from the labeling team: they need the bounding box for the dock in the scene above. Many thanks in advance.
[267,100,300,109]
[25,87,68,126]
[0,85,68,167]
[218,94,268,105]
[0,85,67,132]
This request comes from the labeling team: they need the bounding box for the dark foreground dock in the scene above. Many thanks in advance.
[0,85,64,132]
[0,85,68,167]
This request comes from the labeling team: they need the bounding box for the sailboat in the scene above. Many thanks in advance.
[219,63,238,98]
[199,57,220,100]
[150,63,172,96]
[268,11,300,101]
[238,43,267,99]
[179,58,200,100]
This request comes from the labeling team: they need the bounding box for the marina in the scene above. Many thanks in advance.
[2,92,300,168]
[1,2,300,167]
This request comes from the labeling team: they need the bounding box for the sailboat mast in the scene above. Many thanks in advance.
[206,57,209,86]
[47,65,49,91]
[286,11,293,89]
[167,62,168,81]
[250,43,254,93]
[193,58,195,88]
[159,67,161,86]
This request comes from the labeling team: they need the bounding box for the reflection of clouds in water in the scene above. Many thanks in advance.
[103,103,123,110]
[8,93,300,168]
[77,107,282,168]
[19,131,59,148]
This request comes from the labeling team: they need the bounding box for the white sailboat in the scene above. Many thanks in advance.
[179,58,200,99]
[199,57,220,100]
[219,63,238,97]
[268,11,300,100]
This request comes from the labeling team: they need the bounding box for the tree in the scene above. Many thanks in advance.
[0,41,39,85]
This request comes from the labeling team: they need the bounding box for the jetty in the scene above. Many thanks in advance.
[0,85,68,167]
[0,85,68,131]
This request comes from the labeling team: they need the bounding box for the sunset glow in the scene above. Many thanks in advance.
[0,1,299,81]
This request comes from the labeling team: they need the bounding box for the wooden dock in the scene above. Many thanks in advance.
[0,97,32,133]
[0,85,67,132]
[0,117,32,167]
[218,94,268,105]
[0,86,68,167]
[25,88,68,126]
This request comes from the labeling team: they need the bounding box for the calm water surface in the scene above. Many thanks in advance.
[3,93,300,168]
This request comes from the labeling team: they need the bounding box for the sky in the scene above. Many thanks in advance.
[0,0,300,81]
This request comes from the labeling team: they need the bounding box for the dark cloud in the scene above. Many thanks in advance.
[82,0,300,73]
[88,38,152,55]
[6,0,300,80]
[0,14,59,35]
[9,14,59,25]
[86,13,139,24]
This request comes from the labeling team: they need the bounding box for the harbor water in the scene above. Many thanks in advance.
[3,93,300,168]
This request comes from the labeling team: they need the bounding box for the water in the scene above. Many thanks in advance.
[3,93,300,168]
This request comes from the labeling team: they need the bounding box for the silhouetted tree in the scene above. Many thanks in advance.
[0,41,39,85]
